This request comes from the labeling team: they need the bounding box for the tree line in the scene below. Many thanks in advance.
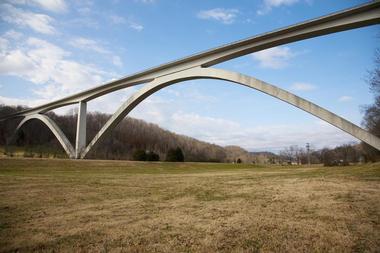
[0,104,379,164]
[278,144,363,166]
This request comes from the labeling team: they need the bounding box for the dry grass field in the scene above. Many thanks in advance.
[0,158,379,252]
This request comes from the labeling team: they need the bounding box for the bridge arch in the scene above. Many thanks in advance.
[8,114,75,158]
[81,67,380,158]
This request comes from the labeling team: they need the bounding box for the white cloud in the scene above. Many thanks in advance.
[257,0,299,15]
[69,37,123,67]
[0,38,10,54]
[8,0,67,13]
[69,37,108,54]
[110,15,126,24]
[67,17,98,29]
[31,0,67,13]
[0,95,46,107]
[0,49,35,75]
[290,82,316,91]
[338,96,353,102]
[264,0,299,7]
[134,0,156,4]
[171,112,240,136]
[0,3,56,34]
[173,86,217,103]
[112,56,123,67]
[3,30,23,40]
[197,8,239,24]
[251,46,294,69]
[129,22,144,31]
[0,35,113,100]
[0,95,78,115]
[86,87,139,114]
[110,15,144,31]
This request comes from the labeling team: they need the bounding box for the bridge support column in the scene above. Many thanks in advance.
[75,101,87,159]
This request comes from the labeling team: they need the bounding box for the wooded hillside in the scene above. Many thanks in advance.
[0,105,254,162]
[1,104,365,164]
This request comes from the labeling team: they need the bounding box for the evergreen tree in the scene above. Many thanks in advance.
[146,151,160,161]
[132,149,147,161]
[166,147,184,162]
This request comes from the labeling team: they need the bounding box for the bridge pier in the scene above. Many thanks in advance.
[75,101,87,159]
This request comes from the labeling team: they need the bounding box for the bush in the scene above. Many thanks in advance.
[132,150,160,161]
[166,147,184,162]
[132,149,147,161]
[146,151,160,161]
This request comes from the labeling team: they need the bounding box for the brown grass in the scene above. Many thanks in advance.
[0,158,379,252]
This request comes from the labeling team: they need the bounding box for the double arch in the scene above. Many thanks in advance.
[5,2,380,158]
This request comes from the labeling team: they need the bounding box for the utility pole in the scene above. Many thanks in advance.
[306,143,311,166]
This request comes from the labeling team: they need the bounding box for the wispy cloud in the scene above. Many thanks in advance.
[257,0,299,15]
[134,0,156,3]
[0,95,48,108]
[69,37,108,54]
[110,14,126,24]
[290,82,316,91]
[66,17,99,29]
[7,0,68,13]
[3,29,23,40]
[164,86,217,103]
[0,3,56,34]
[112,56,123,67]
[338,95,353,102]
[109,14,144,31]
[129,22,144,31]
[69,37,123,67]
[0,33,114,100]
[251,46,295,69]
[197,8,239,24]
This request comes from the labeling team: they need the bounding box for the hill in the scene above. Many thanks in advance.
[0,105,269,162]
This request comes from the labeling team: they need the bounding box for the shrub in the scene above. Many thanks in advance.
[166,147,184,162]
[132,149,147,161]
[146,151,160,161]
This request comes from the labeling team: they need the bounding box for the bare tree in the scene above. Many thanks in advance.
[279,145,304,164]
[362,49,380,161]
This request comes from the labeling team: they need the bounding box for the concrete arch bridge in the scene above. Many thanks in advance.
[2,2,380,159]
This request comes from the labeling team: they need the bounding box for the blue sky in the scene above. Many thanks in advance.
[0,0,379,152]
